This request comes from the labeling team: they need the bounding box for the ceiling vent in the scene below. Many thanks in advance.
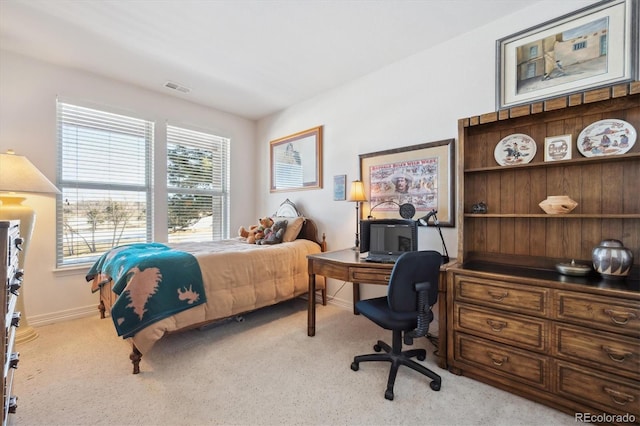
[164,81,191,94]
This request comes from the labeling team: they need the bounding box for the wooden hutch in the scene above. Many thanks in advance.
[447,82,639,422]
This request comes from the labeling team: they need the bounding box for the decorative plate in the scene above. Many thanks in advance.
[577,119,636,157]
[494,134,537,166]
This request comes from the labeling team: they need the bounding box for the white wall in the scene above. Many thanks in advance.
[256,0,597,308]
[0,51,256,325]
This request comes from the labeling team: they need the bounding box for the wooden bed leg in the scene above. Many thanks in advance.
[98,300,106,319]
[130,343,142,374]
[321,288,327,305]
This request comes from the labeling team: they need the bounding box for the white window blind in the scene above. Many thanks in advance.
[167,125,230,243]
[56,102,153,266]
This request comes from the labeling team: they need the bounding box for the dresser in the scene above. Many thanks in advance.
[1,220,21,425]
[448,83,640,422]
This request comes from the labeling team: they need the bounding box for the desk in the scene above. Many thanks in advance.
[307,248,452,369]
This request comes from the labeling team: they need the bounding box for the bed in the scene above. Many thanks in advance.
[87,199,326,374]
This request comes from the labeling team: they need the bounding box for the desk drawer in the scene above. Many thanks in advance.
[555,291,640,338]
[455,303,548,352]
[556,360,640,417]
[350,267,391,285]
[455,333,549,390]
[553,323,640,380]
[454,275,549,317]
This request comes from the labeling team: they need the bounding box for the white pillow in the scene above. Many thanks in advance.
[271,216,305,242]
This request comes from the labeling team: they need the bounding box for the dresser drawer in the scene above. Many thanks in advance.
[553,323,640,380]
[350,268,391,285]
[555,291,640,338]
[453,274,549,316]
[454,303,548,352]
[455,332,550,390]
[556,360,640,417]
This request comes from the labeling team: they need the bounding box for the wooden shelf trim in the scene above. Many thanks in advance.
[464,152,640,173]
[462,81,640,128]
[464,214,640,219]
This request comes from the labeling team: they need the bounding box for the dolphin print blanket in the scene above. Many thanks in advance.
[86,243,206,338]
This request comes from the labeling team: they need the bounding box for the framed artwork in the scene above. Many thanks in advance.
[270,126,323,192]
[544,134,573,161]
[359,138,455,226]
[496,0,638,110]
[333,174,346,201]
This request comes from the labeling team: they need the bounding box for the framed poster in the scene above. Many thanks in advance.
[358,138,455,226]
[270,126,323,192]
[496,0,637,109]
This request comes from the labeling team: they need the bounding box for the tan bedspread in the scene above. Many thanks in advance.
[129,238,322,353]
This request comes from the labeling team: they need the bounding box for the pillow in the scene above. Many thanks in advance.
[271,216,305,242]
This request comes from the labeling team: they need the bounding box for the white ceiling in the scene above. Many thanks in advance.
[0,0,535,120]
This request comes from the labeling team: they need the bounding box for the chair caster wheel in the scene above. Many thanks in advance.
[430,381,441,391]
[384,390,394,400]
[373,344,382,352]
[417,353,426,361]
[351,362,359,371]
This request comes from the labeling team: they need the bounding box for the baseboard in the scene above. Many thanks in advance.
[29,304,99,327]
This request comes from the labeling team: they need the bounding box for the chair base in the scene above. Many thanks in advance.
[351,330,441,400]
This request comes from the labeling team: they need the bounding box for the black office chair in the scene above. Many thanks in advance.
[350,250,442,400]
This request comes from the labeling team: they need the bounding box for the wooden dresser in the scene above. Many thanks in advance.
[448,84,640,423]
[0,220,21,425]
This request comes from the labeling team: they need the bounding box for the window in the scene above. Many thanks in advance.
[56,102,153,266]
[573,41,587,50]
[167,125,230,243]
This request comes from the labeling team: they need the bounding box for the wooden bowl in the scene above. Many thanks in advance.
[538,195,578,215]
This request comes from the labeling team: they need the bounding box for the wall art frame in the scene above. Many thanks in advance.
[333,174,346,201]
[270,126,323,193]
[358,138,455,226]
[496,0,638,110]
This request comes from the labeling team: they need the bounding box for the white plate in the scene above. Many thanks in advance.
[577,119,636,157]
[494,134,537,166]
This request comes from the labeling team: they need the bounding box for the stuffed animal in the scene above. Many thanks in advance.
[258,220,288,245]
[238,217,274,244]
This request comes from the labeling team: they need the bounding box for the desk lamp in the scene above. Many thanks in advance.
[416,209,450,263]
[347,180,367,250]
[0,150,61,343]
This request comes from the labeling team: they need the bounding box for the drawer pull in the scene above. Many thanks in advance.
[603,309,637,326]
[487,290,508,301]
[487,351,508,366]
[384,276,391,281]
[601,345,634,363]
[486,319,507,332]
[603,386,635,406]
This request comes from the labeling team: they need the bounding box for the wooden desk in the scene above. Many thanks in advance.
[307,248,451,369]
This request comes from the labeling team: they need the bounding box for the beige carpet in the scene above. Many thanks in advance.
[11,299,575,426]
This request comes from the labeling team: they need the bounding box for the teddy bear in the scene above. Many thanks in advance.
[257,220,288,245]
[238,217,273,244]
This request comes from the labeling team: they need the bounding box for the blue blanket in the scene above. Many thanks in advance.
[86,243,206,338]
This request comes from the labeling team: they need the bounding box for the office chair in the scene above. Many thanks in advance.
[350,250,442,400]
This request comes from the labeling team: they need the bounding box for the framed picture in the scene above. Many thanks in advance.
[496,0,638,110]
[270,126,323,192]
[333,174,346,201]
[359,138,455,226]
[544,134,573,161]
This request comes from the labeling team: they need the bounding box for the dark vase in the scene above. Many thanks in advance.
[592,239,634,279]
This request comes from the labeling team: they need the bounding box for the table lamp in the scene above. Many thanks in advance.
[0,150,61,343]
[347,180,367,250]
[416,209,450,264]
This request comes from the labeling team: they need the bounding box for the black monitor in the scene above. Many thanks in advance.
[359,219,418,254]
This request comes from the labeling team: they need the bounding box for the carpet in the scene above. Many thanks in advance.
[11,299,574,425]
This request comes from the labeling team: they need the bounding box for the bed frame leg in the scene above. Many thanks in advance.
[322,288,327,305]
[98,300,106,319]
[130,344,142,374]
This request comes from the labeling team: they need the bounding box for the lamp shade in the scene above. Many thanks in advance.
[347,180,367,202]
[0,151,60,195]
